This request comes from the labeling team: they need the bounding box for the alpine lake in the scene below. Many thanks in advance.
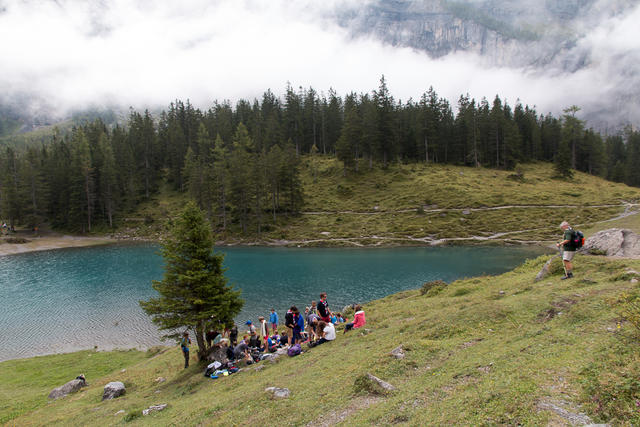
[0,243,550,361]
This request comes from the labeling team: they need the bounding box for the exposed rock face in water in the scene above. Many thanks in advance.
[583,228,640,258]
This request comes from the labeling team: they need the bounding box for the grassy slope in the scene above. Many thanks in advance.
[4,255,640,426]
[118,158,640,246]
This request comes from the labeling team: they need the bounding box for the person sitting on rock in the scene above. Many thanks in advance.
[343,305,366,333]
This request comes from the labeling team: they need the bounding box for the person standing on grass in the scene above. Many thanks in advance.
[180,331,191,369]
[557,221,576,280]
[285,306,296,345]
[269,308,279,333]
[318,292,331,323]
[293,307,305,344]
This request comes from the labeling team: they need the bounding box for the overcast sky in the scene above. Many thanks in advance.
[1,0,639,124]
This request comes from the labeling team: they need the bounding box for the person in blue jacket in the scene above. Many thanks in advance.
[293,307,305,344]
[269,308,279,333]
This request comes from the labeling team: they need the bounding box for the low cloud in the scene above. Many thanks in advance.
[0,0,638,127]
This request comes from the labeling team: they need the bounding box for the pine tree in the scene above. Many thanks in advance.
[555,139,573,179]
[140,202,243,360]
[97,133,117,228]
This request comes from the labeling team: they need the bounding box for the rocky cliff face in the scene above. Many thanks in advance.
[337,0,634,70]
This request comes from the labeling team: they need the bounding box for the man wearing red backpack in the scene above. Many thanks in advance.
[557,221,576,280]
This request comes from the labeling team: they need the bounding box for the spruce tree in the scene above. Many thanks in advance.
[140,202,243,360]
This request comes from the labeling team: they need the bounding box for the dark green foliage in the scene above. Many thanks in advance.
[353,374,392,396]
[420,280,447,296]
[1,79,639,233]
[139,202,243,359]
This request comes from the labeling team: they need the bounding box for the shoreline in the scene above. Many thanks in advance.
[1,232,555,257]
[0,234,116,257]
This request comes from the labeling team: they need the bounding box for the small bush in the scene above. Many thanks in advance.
[452,288,472,297]
[588,248,607,256]
[353,374,390,396]
[420,280,446,296]
[4,237,29,244]
[617,292,640,333]
[124,409,142,422]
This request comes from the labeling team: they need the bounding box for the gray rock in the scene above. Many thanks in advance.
[265,387,290,399]
[631,278,639,284]
[583,228,640,258]
[366,373,396,391]
[462,209,471,215]
[390,345,405,359]
[537,399,593,425]
[102,381,126,401]
[142,403,167,416]
[114,410,125,416]
[155,377,166,383]
[48,378,87,399]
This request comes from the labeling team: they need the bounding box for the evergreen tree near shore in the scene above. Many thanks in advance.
[139,202,243,360]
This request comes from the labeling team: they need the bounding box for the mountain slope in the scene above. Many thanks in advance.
[2,254,640,425]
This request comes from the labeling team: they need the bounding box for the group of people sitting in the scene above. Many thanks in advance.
[202,292,367,365]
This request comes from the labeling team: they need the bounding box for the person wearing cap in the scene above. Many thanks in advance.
[245,320,257,335]
[556,221,576,280]
[180,331,191,369]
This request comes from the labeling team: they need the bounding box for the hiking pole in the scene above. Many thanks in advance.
[559,246,567,277]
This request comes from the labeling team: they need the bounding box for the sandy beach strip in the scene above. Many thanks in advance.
[0,235,115,256]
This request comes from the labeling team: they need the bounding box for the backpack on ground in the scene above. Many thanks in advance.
[571,230,585,249]
[287,344,301,357]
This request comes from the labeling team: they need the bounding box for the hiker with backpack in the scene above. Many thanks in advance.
[557,221,584,280]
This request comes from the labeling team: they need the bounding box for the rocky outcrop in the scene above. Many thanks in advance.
[265,387,290,399]
[583,228,640,258]
[143,404,167,415]
[102,382,126,401]
[48,377,86,399]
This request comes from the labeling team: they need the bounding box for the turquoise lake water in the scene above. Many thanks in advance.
[0,244,548,361]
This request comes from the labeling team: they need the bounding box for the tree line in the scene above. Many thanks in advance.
[1,76,639,232]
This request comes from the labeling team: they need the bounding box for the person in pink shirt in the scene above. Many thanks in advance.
[343,305,365,333]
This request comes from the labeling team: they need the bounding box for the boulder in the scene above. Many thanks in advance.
[142,403,167,416]
[265,387,290,399]
[102,382,126,401]
[48,377,87,400]
[366,373,396,392]
[583,228,640,258]
[390,345,405,359]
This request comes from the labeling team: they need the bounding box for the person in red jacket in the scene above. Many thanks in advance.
[343,305,365,333]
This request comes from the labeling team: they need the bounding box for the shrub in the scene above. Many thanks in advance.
[452,287,472,297]
[420,280,446,296]
[353,374,391,396]
[4,237,29,244]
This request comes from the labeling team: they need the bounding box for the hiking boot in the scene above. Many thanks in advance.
[561,273,574,280]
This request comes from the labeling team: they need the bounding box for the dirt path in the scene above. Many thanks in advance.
[269,203,640,247]
[301,202,639,216]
